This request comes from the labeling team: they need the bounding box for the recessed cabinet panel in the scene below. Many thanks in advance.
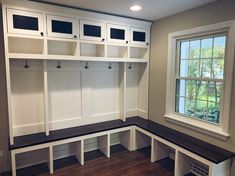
[80,20,105,42]
[47,15,77,39]
[130,27,149,46]
[107,24,129,44]
[7,9,44,36]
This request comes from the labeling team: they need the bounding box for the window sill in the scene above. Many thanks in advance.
[164,114,229,141]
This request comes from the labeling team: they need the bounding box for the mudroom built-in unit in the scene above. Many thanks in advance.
[1,1,235,176]
[3,1,151,143]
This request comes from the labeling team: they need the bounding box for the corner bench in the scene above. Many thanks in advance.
[10,117,234,176]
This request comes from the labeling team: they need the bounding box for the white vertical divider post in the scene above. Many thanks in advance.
[11,151,16,176]
[43,60,49,136]
[49,146,54,174]
[98,134,110,158]
[119,62,126,121]
[131,126,136,151]
[2,5,14,145]
[75,140,84,166]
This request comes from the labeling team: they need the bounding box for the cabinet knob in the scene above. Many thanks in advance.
[74,35,77,39]
[40,32,44,36]
[126,41,128,44]
[146,43,149,46]
[102,38,105,42]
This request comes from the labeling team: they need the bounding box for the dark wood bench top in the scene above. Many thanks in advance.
[10,116,235,164]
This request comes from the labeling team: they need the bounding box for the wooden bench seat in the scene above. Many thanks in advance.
[10,116,234,164]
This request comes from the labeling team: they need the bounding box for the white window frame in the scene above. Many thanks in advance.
[165,21,235,140]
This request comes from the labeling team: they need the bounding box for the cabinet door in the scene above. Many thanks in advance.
[107,24,129,44]
[80,20,105,42]
[130,27,149,46]
[7,9,44,36]
[47,15,77,39]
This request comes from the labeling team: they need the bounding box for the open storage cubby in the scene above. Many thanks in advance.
[47,40,77,56]
[10,59,45,137]
[126,63,148,119]
[8,37,44,54]
[84,134,110,161]
[80,42,105,57]
[176,151,209,176]
[110,129,132,153]
[14,148,50,172]
[130,46,148,59]
[53,140,84,168]
[151,138,175,163]
[107,45,128,58]
[135,129,151,151]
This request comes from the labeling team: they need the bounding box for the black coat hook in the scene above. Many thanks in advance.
[128,64,132,69]
[108,63,112,69]
[24,60,29,69]
[57,61,62,69]
[85,62,89,69]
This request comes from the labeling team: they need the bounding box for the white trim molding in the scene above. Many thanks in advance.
[165,20,235,140]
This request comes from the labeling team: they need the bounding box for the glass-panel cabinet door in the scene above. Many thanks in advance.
[7,9,44,36]
[107,24,129,44]
[130,27,149,46]
[80,20,105,42]
[47,15,77,39]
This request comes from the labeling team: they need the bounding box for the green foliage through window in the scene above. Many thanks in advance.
[175,35,226,124]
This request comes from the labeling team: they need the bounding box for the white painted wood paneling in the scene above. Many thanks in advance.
[10,60,45,136]
[48,62,82,130]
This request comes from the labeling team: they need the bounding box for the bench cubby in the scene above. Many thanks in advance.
[84,134,110,160]
[151,138,175,163]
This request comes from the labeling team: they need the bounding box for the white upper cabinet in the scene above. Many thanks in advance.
[7,9,44,36]
[80,20,105,42]
[107,24,129,44]
[47,15,77,39]
[130,27,149,46]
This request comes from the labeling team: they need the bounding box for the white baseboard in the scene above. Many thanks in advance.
[13,122,45,136]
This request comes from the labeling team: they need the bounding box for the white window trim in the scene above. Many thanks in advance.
[165,20,235,141]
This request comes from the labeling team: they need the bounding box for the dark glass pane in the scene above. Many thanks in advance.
[13,15,38,31]
[133,31,146,42]
[84,24,101,37]
[52,20,72,34]
[110,28,125,40]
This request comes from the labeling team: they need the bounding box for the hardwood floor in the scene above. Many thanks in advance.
[2,145,175,176]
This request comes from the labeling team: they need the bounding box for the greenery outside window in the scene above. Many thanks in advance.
[165,21,235,140]
[175,35,226,124]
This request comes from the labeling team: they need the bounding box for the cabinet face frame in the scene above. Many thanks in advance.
[130,27,149,46]
[7,8,44,36]
[47,15,77,39]
[107,24,129,44]
[80,19,105,42]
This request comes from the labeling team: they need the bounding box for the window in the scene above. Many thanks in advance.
[165,21,235,140]
[175,35,226,124]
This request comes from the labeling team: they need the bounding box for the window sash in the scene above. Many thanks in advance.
[174,34,227,125]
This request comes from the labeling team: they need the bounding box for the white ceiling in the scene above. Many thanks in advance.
[35,0,216,21]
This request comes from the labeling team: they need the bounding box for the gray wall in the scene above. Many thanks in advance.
[150,0,235,175]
